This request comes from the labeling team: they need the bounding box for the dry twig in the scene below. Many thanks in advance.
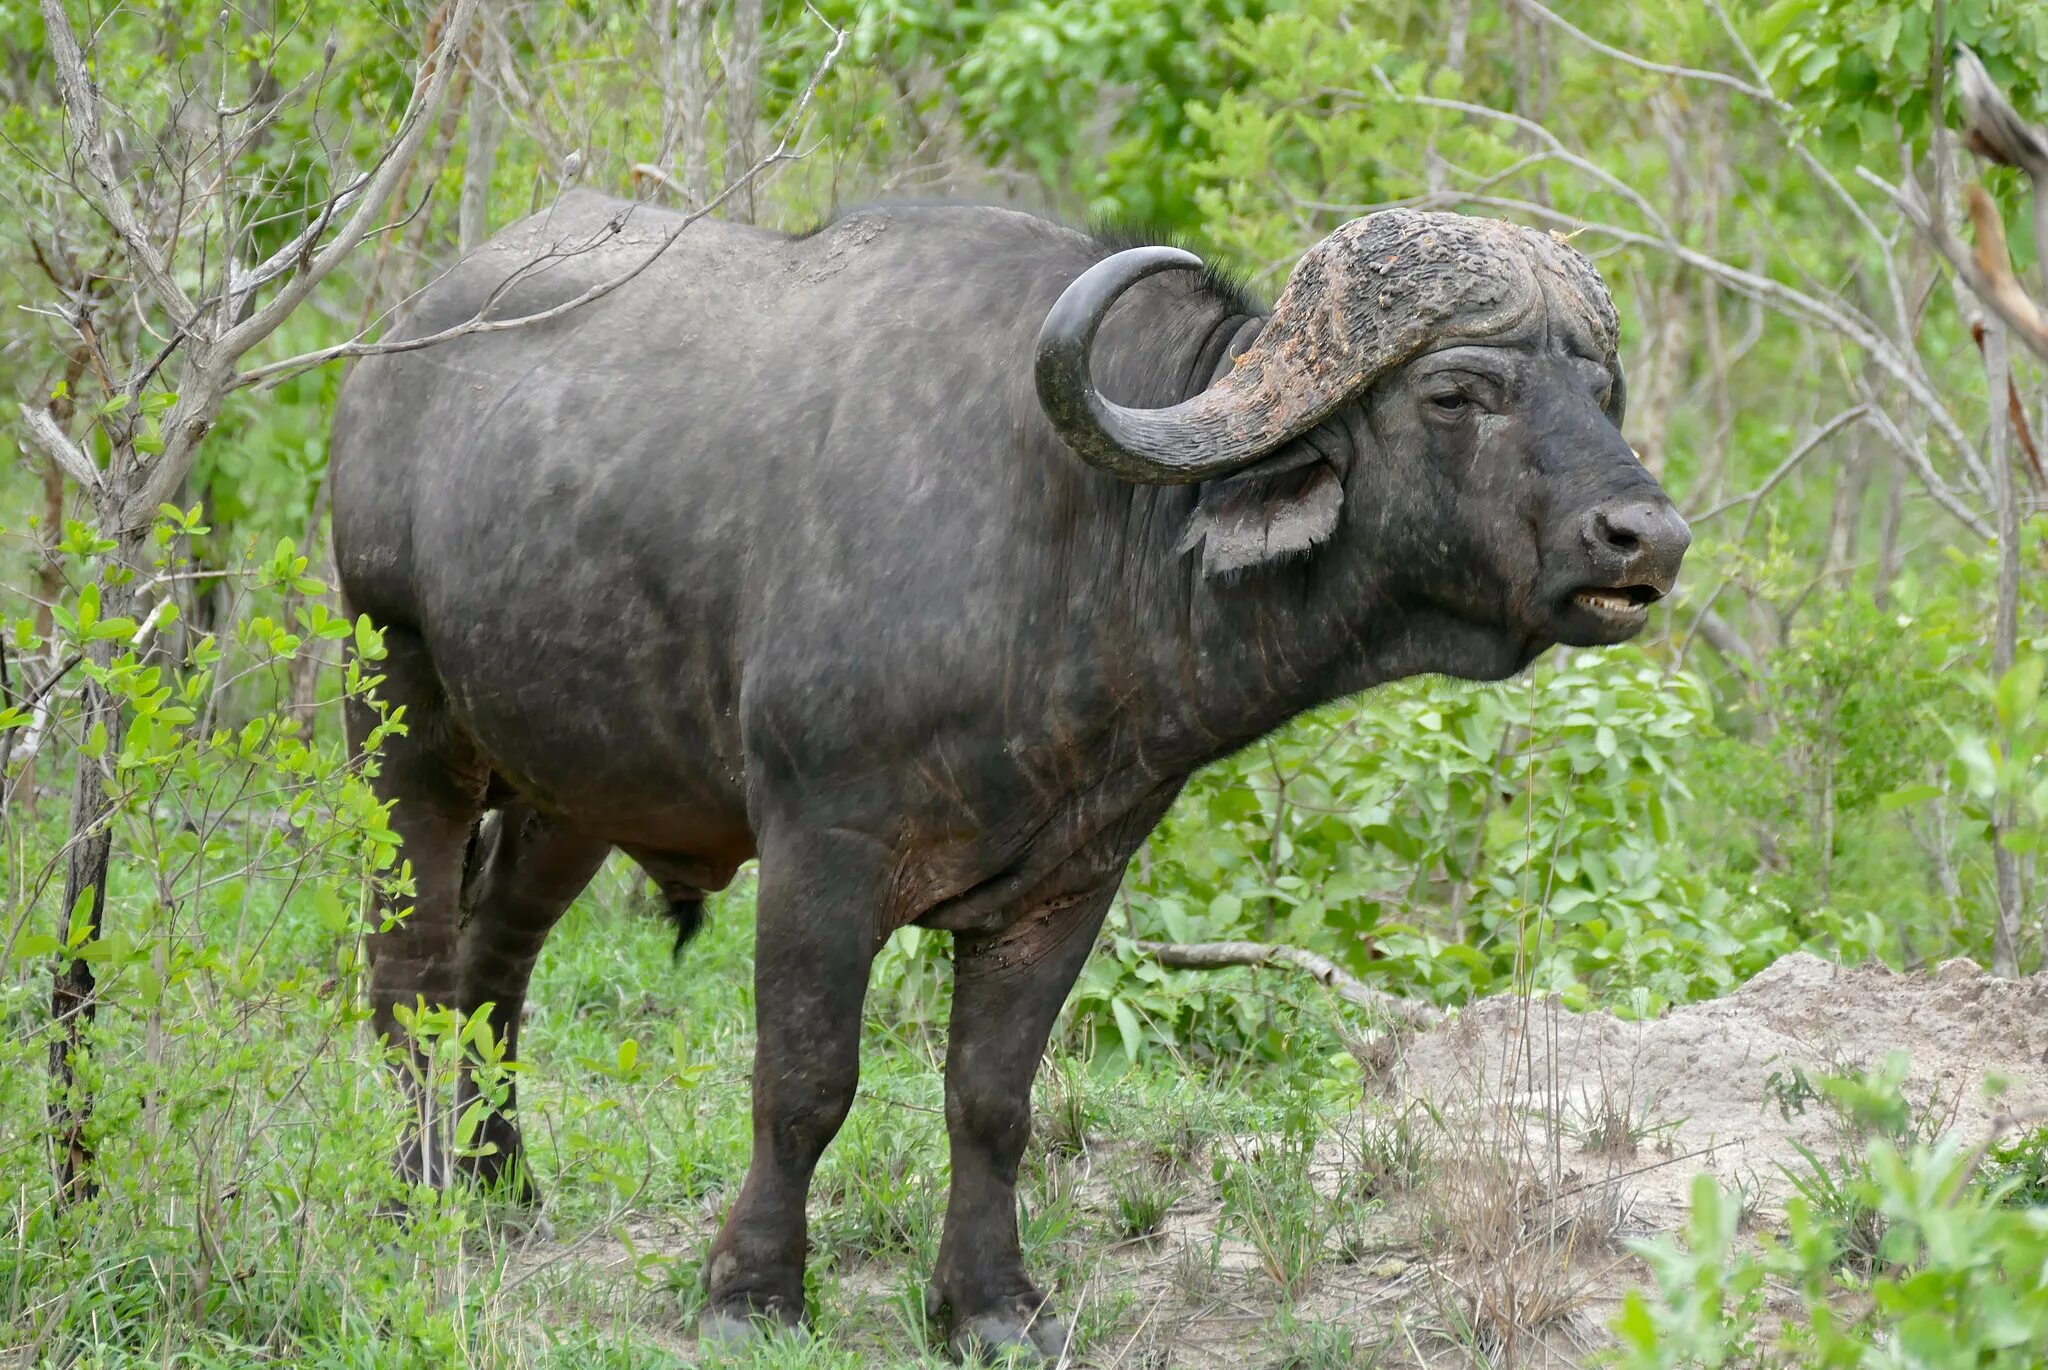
[1130,939,1441,1028]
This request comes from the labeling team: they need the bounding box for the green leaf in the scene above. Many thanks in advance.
[1995,655,2044,727]
[354,616,386,661]
[65,888,97,948]
[1111,997,1143,1062]
[1878,782,1943,811]
[12,934,63,960]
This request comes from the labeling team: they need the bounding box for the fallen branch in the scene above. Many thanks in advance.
[1130,939,1442,1028]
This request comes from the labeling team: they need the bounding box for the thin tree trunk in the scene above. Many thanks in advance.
[17,339,92,814]
[458,20,499,254]
[2027,850,2041,969]
[51,526,144,1203]
[381,66,469,314]
[1699,96,1732,507]
[1636,92,1696,480]
[1985,315,2024,976]
[286,477,335,742]
[1873,443,1908,608]
[1813,693,1838,907]
[1426,0,1471,193]
[35,461,63,634]
[1828,351,1875,570]
[1445,0,1471,72]
[1636,277,1688,479]
[669,0,713,206]
[724,0,763,223]
[17,460,68,814]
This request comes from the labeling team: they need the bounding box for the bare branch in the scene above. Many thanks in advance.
[123,0,485,525]
[1358,76,1672,237]
[1864,170,2048,365]
[222,172,371,316]
[1131,940,1441,1028]
[1954,46,2048,179]
[1689,607,1762,677]
[1526,0,1931,401]
[1691,404,1870,535]
[1701,0,1776,97]
[39,1,198,328]
[1949,44,2048,280]
[215,0,481,362]
[1858,398,1996,539]
[17,405,101,498]
[1508,0,1785,108]
[725,0,764,223]
[458,22,501,254]
[233,15,851,394]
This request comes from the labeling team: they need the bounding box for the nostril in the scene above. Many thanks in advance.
[1583,499,1690,576]
[1594,511,1641,554]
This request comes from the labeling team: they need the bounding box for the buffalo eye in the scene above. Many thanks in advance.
[1423,391,1473,421]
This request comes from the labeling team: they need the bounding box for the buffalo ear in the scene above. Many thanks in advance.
[1177,459,1344,577]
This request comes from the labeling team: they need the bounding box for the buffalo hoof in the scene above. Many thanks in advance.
[495,1208,553,1244]
[696,1298,801,1356]
[947,1306,1072,1364]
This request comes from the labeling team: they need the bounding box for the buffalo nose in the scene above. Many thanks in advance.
[1584,498,1690,590]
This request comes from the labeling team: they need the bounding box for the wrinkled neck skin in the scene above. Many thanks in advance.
[1080,280,1541,775]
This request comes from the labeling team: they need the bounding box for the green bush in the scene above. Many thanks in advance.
[1612,1061,2048,1368]
[1081,649,1739,1063]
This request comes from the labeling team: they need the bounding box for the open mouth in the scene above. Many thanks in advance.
[1570,583,1663,624]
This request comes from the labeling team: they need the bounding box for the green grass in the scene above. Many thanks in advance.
[0,850,1394,1368]
[28,815,2026,1369]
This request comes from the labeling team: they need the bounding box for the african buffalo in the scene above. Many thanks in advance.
[330,192,1688,1360]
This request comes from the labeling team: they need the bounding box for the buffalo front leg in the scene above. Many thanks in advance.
[453,799,611,1206]
[345,627,487,1192]
[700,829,884,1343]
[931,888,1112,1362]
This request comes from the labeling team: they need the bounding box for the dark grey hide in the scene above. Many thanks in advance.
[330,192,1688,1361]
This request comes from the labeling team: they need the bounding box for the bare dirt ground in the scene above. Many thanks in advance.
[503,952,2048,1367]
[1395,951,2048,1228]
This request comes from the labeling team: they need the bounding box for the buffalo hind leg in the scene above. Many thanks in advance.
[452,797,611,1207]
[930,887,1113,1362]
[345,626,488,1192]
[700,828,885,1344]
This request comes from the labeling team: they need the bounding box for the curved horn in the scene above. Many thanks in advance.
[1037,211,1623,485]
[1034,246,1244,484]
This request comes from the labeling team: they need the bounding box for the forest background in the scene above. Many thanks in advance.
[4,0,2048,1365]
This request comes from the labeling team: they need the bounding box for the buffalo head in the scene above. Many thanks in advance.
[1036,210,1689,670]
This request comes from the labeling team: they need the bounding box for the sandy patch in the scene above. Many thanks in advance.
[1390,951,2048,1231]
